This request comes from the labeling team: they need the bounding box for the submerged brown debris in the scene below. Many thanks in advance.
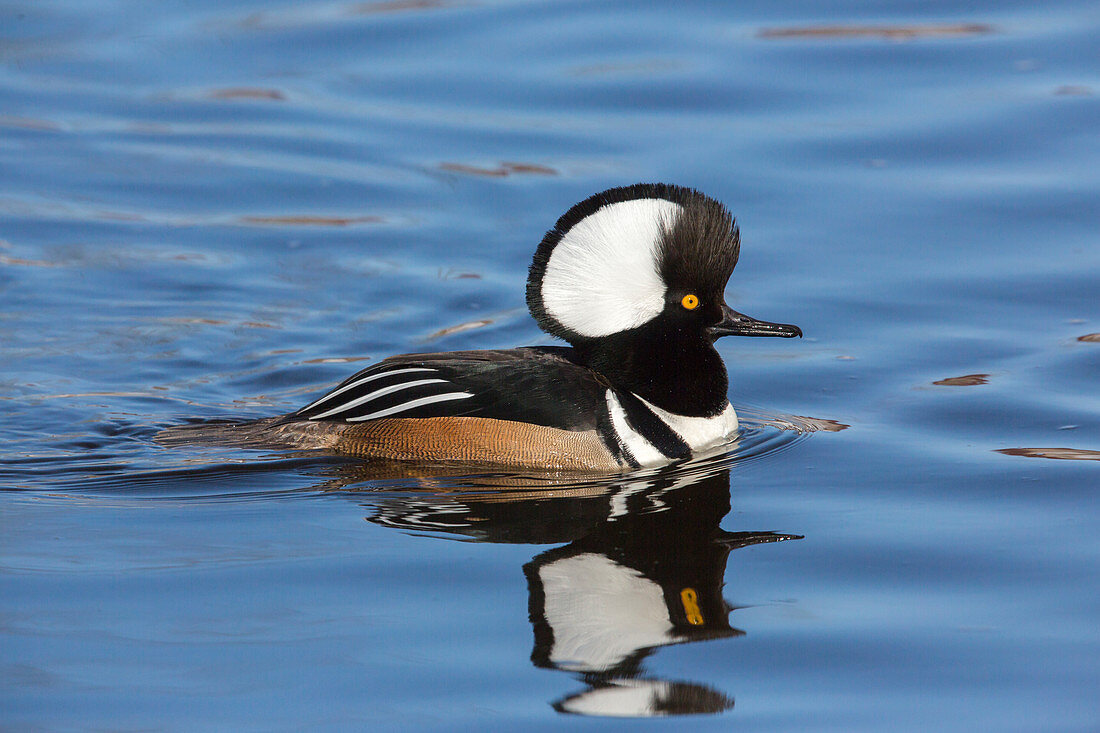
[758,23,994,40]
[208,88,286,101]
[0,115,61,131]
[240,215,383,226]
[422,319,494,341]
[793,416,849,432]
[996,447,1100,461]
[439,161,558,177]
[933,374,989,386]
[1077,333,1100,342]
[438,268,482,280]
[302,356,372,365]
[757,415,849,433]
[1054,86,1093,96]
[351,0,454,14]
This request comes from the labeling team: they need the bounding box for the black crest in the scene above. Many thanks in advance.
[526,183,740,343]
[656,188,739,302]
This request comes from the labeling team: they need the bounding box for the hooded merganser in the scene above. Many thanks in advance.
[231,184,801,469]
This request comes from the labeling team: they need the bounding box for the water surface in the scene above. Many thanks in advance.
[2,0,1098,729]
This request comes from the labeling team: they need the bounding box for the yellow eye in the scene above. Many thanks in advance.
[681,294,699,310]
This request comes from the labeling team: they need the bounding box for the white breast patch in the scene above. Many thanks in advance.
[638,395,739,449]
[606,390,739,466]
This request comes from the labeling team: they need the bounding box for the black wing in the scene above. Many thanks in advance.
[292,346,606,432]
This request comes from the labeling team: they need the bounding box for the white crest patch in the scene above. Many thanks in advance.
[541,198,681,338]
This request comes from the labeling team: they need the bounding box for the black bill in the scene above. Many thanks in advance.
[710,303,803,339]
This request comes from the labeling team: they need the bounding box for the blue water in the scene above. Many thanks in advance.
[3,0,1099,729]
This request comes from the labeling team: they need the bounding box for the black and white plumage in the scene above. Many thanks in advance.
[294,347,604,432]
[166,184,801,470]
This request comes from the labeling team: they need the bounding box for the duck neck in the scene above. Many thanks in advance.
[576,329,730,418]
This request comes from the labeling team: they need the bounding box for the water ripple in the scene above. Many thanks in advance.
[2,405,825,501]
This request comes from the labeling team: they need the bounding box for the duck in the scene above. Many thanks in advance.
[164,184,801,470]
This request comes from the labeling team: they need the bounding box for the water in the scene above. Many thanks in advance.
[2,0,1098,729]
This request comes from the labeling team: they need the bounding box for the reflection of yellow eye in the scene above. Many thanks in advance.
[681,294,699,310]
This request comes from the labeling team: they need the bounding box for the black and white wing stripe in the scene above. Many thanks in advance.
[292,347,609,430]
[294,363,474,422]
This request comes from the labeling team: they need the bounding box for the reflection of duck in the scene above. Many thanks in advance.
[366,467,800,717]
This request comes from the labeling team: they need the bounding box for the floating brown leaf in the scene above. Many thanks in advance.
[157,317,228,326]
[302,356,372,365]
[438,268,482,280]
[240,215,382,226]
[0,115,61,131]
[352,0,452,14]
[933,374,989,386]
[440,163,508,177]
[758,23,994,40]
[439,161,557,177]
[500,161,558,175]
[208,87,285,101]
[794,417,850,432]
[570,59,682,77]
[423,319,493,341]
[1077,333,1100,343]
[1054,85,1092,96]
[996,448,1100,461]
[96,211,145,222]
[757,415,850,433]
[0,253,62,268]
